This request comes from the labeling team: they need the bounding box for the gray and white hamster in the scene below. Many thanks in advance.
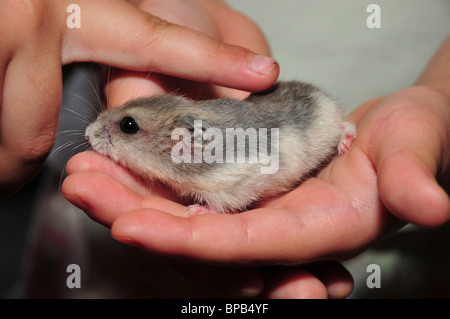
[85,81,356,213]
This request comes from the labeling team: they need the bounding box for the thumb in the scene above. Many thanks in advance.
[62,0,279,92]
[362,87,450,227]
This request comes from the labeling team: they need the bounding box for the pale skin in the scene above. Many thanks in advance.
[1,0,345,298]
[63,3,450,298]
[64,1,450,298]
[0,0,277,197]
[2,0,449,298]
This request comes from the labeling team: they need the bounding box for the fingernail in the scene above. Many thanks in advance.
[248,54,278,75]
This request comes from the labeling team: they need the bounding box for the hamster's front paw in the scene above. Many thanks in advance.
[338,121,357,156]
[186,204,218,216]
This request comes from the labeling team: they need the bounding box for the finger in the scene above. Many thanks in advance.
[164,259,264,297]
[65,152,148,193]
[63,0,279,92]
[65,151,180,201]
[109,168,390,265]
[103,0,275,104]
[64,153,358,265]
[62,170,186,227]
[110,207,339,264]
[73,135,396,264]
[62,170,141,226]
[379,151,450,226]
[363,87,450,226]
[104,70,222,108]
[304,262,354,299]
[0,10,62,197]
[261,263,353,299]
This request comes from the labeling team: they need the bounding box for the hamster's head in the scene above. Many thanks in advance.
[85,95,202,181]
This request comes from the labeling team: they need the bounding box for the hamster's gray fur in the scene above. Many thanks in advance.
[86,81,356,213]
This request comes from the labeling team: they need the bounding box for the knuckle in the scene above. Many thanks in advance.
[137,14,171,55]
[16,130,56,163]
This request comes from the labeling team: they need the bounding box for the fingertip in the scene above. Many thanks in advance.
[111,210,180,249]
[110,211,144,247]
[379,153,450,227]
[309,262,354,299]
[262,267,328,299]
[61,172,91,214]
[111,209,191,257]
[63,170,144,226]
[246,53,279,78]
[64,151,89,175]
[238,51,279,92]
[411,177,450,227]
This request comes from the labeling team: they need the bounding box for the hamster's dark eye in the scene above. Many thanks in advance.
[119,116,140,134]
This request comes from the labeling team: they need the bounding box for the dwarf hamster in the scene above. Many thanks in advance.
[85,81,356,213]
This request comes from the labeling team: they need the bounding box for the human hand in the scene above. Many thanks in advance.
[61,0,355,298]
[103,0,278,106]
[62,84,450,298]
[0,0,277,199]
[62,2,450,299]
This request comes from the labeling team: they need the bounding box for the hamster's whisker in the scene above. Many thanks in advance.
[55,131,86,141]
[55,142,92,195]
[49,139,88,159]
[60,108,96,125]
[62,90,101,117]
[56,129,85,136]
[79,71,103,109]
[143,70,153,81]
[103,65,115,111]
[104,65,112,109]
